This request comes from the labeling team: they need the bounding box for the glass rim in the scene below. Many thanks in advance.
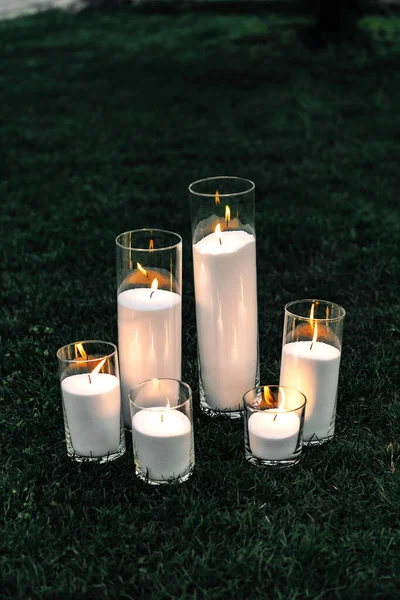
[188,176,255,198]
[115,229,183,252]
[129,378,192,411]
[56,340,118,363]
[243,384,307,412]
[284,299,346,322]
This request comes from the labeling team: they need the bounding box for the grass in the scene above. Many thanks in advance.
[1,2,400,598]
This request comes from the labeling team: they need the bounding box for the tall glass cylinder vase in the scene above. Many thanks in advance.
[116,229,182,427]
[189,176,259,418]
[279,299,346,445]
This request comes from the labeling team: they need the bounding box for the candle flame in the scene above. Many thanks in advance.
[310,322,318,350]
[215,190,220,205]
[137,262,148,277]
[92,357,107,377]
[260,386,275,410]
[75,343,87,359]
[273,388,286,422]
[161,398,171,423]
[215,223,222,246]
[88,357,107,384]
[150,277,158,299]
[309,302,317,350]
[310,302,315,322]
[225,205,230,228]
[149,239,154,250]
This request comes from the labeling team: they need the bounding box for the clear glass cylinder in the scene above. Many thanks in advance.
[189,176,259,418]
[129,378,195,485]
[279,299,346,445]
[243,385,306,468]
[56,340,125,463]
[116,229,183,427]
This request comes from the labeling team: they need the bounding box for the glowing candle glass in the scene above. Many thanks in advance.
[243,385,306,468]
[129,378,195,485]
[57,341,125,463]
[116,229,182,428]
[189,176,259,418]
[279,299,346,445]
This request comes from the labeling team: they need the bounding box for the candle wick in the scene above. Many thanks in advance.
[219,236,222,246]
[310,340,314,351]
[150,290,155,299]
[226,218,229,229]
[273,414,278,422]
[88,374,92,384]
[161,413,164,423]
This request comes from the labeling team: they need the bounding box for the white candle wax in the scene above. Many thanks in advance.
[193,230,258,411]
[248,411,300,460]
[280,341,341,442]
[131,408,192,480]
[118,288,182,426]
[61,373,121,457]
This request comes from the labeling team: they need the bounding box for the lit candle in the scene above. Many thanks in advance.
[118,269,181,427]
[280,319,341,443]
[131,402,192,481]
[192,208,258,412]
[61,357,121,457]
[247,388,300,460]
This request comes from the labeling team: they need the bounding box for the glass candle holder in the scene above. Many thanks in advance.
[116,229,182,427]
[57,341,125,463]
[243,385,306,468]
[189,176,259,419]
[279,299,346,445]
[129,378,195,485]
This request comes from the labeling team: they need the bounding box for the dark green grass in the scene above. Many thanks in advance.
[1,3,400,598]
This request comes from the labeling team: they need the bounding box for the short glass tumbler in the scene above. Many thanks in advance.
[57,341,125,463]
[189,176,259,418]
[129,378,195,485]
[243,385,306,468]
[279,299,346,445]
[116,229,182,427]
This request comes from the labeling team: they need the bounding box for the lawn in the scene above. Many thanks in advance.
[1,2,400,598]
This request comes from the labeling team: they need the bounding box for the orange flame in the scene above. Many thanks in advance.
[137,262,148,277]
[225,205,230,227]
[88,357,107,384]
[149,239,154,250]
[273,388,287,422]
[75,343,87,359]
[215,190,220,205]
[215,223,222,246]
[309,302,318,350]
[150,277,158,298]
[310,302,315,322]
[91,357,107,377]
[310,322,318,350]
[260,386,275,409]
